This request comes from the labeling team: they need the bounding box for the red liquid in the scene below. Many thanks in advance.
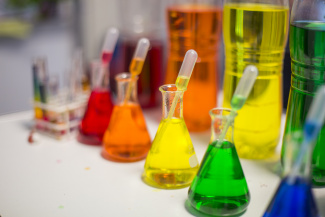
[78,88,114,145]
[101,52,113,65]
[110,40,164,108]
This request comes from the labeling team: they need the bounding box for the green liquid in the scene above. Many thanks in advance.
[188,140,250,216]
[282,21,325,186]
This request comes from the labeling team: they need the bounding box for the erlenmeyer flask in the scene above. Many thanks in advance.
[264,132,319,217]
[282,0,325,186]
[188,108,250,216]
[142,84,199,189]
[102,73,151,162]
[78,61,114,145]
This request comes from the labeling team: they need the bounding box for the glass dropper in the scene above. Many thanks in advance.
[215,65,258,148]
[167,49,198,119]
[101,27,119,64]
[123,38,150,104]
[288,85,325,183]
[96,27,119,88]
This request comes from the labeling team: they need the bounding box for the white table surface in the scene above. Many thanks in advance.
[0,110,324,217]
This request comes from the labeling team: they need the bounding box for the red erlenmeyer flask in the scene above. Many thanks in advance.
[78,61,114,145]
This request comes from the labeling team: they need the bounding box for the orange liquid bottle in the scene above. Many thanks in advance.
[102,73,151,162]
[165,3,222,132]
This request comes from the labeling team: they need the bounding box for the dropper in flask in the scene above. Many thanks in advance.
[167,49,198,119]
[288,85,325,183]
[95,28,119,89]
[123,38,150,104]
[216,65,258,147]
[101,27,119,64]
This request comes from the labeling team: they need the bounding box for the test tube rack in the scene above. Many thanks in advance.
[33,93,89,140]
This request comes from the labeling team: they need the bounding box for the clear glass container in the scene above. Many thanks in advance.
[142,84,199,189]
[164,0,223,132]
[223,0,289,159]
[102,73,151,162]
[264,131,319,217]
[188,108,250,216]
[78,61,114,145]
[282,0,325,186]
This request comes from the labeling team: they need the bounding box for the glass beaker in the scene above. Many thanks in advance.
[142,84,199,189]
[110,0,164,109]
[78,61,114,145]
[264,132,319,217]
[222,0,289,159]
[188,108,250,216]
[165,0,223,132]
[282,0,325,186]
[102,73,151,162]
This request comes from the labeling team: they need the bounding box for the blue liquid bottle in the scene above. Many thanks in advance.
[263,132,319,217]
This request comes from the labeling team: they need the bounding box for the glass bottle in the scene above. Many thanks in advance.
[222,0,289,159]
[102,73,151,162]
[78,61,114,145]
[188,108,250,216]
[165,0,223,132]
[110,0,164,109]
[142,84,199,189]
[282,0,325,186]
[264,132,319,217]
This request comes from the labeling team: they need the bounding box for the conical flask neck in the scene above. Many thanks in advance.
[91,61,110,90]
[283,131,313,179]
[160,84,184,119]
[115,73,138,104]
[209,108,236,144]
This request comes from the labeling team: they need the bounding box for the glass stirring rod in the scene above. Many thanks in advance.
[216,65,258,148]
[167,49,198,119]
[288,85,325,183]
[123,38,150,104]
[96,27,119,88]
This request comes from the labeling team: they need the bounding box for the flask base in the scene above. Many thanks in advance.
[142,168,197,189]
[77,132,102,145]
[101,149,148,163]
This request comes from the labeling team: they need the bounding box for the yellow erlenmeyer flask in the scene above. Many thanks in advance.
[142,84,199,189]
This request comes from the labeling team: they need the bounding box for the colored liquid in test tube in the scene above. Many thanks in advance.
[101,52,113,65]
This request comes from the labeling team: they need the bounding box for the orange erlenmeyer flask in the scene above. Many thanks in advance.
[102,73,151,162]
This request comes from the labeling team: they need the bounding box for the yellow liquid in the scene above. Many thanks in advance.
[176,76,190,91]
[129,57,145,76]
[143,118,199,189]
[223,3,289,159]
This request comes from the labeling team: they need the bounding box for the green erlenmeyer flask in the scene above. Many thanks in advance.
[188,108,250,216]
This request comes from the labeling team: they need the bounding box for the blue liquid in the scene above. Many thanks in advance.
[263,176,319,217]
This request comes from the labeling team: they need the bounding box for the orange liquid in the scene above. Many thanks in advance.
[102,103,151,162]
[165,5,222,132]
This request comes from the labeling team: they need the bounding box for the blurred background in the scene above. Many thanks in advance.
[0,0,292,116]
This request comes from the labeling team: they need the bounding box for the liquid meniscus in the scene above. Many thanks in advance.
[129,57,145,76]
[176,75,190,91]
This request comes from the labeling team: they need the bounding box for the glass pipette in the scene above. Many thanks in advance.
[101,27,119,64]
[167,49,198,119]
[216,65,258,148]
[288,85,325,183]
[96,27,119,88]
[123,38,150,104]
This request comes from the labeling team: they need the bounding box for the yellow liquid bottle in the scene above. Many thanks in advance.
[142,84,199,189]
[223,3,289,159]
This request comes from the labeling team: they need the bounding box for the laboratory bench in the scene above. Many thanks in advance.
[0,110,324,217]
